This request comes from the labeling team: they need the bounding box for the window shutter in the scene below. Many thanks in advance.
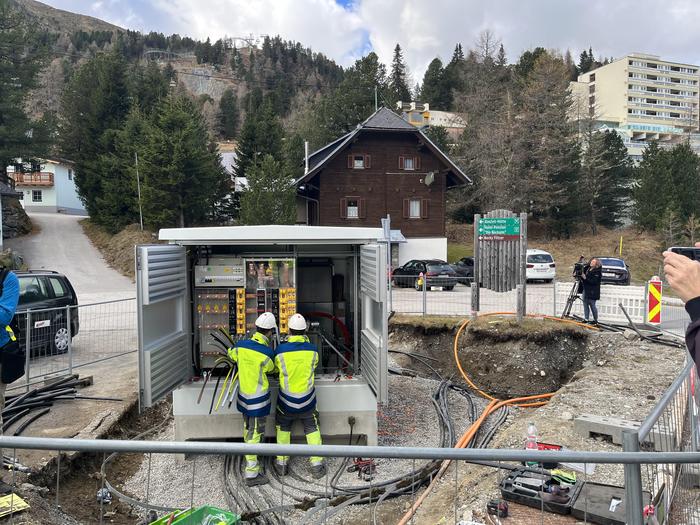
[359,198,367,219]
[421,198,429,219]
[347,155,353,169]
[415,156,421,170]
[398,156,405,170]
[365,154,371,169]
[340,198,347,218]
[402,198,410,219]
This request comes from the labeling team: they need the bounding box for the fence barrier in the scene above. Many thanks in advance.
[623,360,700,525]
[11,298,137,391]
[0,435,698,523]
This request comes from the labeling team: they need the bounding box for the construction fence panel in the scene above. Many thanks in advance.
[555,282,647,323]
[660,296,692,338]
[390,275,471,316]
[12,298,137,391]
[624,360,700,525]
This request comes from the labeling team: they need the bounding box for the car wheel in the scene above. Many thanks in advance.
[544,279,553,283]
[52,325,70,354]
[444,286,454,291]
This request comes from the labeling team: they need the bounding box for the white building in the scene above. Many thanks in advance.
[8,159,85,215]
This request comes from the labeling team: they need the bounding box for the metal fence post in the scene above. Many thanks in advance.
[516,284,523,321]
[622,431,644,525]
[66,306,73,375]
[552,281,557,317]
[422,274,427,316]
[24,310,31,393]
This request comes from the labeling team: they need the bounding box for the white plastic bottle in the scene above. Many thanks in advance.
[525,422,538,467]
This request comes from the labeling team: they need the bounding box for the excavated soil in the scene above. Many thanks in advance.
[390,316,593,397]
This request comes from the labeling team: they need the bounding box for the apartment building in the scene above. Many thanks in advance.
[570,53,700,161]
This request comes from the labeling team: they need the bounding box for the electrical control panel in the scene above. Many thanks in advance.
[194,258,245,287]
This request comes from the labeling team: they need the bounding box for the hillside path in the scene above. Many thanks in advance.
[6,212,134,302]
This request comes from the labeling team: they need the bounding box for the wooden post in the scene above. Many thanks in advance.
[472,214,481,318]
[518,212,528,320]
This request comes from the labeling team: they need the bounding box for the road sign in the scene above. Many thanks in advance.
[477,217,520,241]
[647,277,662,324]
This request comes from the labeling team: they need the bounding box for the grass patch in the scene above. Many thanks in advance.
[80,220,160,279]
[447,242,472,263]
[390,314,465,331]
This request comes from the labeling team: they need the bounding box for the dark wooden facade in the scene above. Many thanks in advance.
[302,133,450,237]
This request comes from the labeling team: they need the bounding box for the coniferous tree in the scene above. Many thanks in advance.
[388,44,411,104]
[496,44,507,67]
[140,94,227,228]
[234,99,283,179]
[239,154,296,225]
[515,47,546,78]
[218,88,239,139]
[59,52,131,217]
[632,142,666,230]
[421,58,449,108]
[0,0,51,184]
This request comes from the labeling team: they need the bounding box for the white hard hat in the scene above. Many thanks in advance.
[255,312,277,330]
[288,313,307,331]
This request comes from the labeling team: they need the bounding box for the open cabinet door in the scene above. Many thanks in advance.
[359,243,389,403]
[136,244,192,409]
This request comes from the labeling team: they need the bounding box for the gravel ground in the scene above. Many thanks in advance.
[122,372,480,523]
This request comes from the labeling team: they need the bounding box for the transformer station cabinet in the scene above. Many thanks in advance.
[136,225,390,445]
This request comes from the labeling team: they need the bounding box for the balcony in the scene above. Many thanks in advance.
[13,172,54,187]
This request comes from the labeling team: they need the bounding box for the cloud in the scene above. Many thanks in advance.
[42,0,700,81]
[149,0,367,65]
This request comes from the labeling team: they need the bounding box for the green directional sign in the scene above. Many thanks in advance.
[477,217,520,241]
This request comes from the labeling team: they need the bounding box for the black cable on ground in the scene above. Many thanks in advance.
[13,408,51,436]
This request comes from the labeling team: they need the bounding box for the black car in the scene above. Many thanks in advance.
[451,257,474,285]
[14,271,80,356]
[391,260,458,291]
[595,257,631,286]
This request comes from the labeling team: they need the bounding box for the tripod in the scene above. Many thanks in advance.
[561,278,583,319]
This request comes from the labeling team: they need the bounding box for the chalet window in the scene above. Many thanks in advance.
[347,154,371,169]
[32,190,42,203]
[68,169,73,181]
[340,197,366,219]
[398,156,420,171]
[403,198,429,219]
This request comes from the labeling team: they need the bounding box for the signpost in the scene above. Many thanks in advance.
[472,210,528,320]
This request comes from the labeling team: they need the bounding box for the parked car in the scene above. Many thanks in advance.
[451,257,474,285]
[526,249,556,283]
[595,257,631,285]
[14,270,79,356]
[392,260,458,290]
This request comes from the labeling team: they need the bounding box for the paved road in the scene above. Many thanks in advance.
[6,212,134,302]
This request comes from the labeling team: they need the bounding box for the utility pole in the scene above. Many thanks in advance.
[134,152,144,231]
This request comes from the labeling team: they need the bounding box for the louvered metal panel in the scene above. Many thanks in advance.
[359,243,388,403]
[136,245,191,408]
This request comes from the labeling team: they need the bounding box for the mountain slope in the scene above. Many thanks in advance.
[10,0,122,34]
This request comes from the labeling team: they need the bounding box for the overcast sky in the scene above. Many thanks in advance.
[42,0,700,80]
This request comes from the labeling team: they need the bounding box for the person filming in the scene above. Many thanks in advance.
[581,258,602,324]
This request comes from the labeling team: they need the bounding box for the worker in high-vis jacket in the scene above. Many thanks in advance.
[273,313,326,479]
[228,312,277,486]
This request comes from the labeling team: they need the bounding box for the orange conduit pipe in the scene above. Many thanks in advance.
[397,313,596,525]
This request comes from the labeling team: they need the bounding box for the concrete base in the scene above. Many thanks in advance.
[574,414,676,451]
[173,375,378,445]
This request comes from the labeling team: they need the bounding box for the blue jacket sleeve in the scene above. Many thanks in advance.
[0,272,19,327]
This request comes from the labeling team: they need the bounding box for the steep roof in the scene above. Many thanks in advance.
[298,107,471,187]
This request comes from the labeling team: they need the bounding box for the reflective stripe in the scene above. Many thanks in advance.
[5,326,15,342]
[238,390,270,402]
[278,392,316,411]
[278,355,290,391]
[237,397,272,411]
[279,386,314,399]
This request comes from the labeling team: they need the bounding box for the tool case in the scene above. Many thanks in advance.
[500,468,581,515]
[571,482,651,525]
